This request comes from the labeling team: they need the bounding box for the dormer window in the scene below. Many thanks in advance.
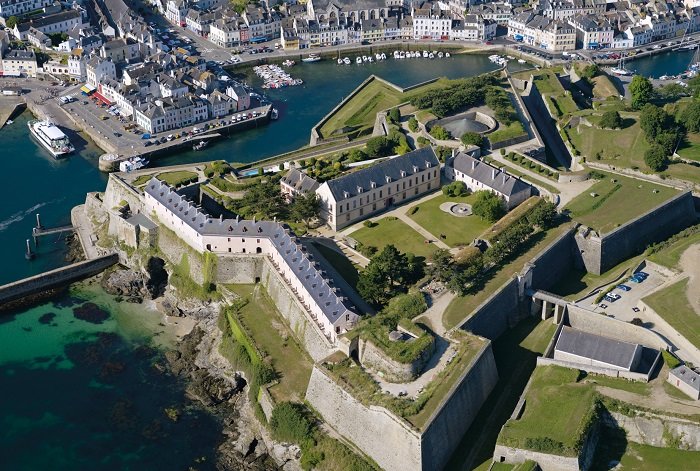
[343,191,350,199]
[400,170,406,177]
[385,176,391,183]
[426,161,431,168]
[357,186,363,193]
[370,181,377,189]
[413,165,418,173]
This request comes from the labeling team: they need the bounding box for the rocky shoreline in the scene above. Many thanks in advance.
[103,266,301,470]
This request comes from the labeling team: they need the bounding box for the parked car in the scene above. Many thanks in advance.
[629,276,644,283]
[599,303,608,309]
[635,271,649,279]
[617,284,631,292]
[632,307,640,313]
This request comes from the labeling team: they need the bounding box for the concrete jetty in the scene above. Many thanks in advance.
[0,254,118,312]
[0,96,25,128]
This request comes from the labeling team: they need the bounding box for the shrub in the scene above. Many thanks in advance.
[270,402,313,443]
[388,107,401,124]
[461,131,484,147]
[501,148,506,156]
[416,136,430,148]
[599,110,623,129]
[363,220,377,228]
[409,206,419,215]
[472,190,505,222]
[430,125,450,140]
[408,116,419,132]
[383,291,428,319]
[644,144,668,172]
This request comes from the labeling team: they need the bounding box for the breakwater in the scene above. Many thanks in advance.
[0,254,118,311]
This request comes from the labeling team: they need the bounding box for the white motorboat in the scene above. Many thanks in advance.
[119,156,149,172]
[518,59,526,64]
[356,57,362,64]
[445,52,450,58]
[337,58,343,65]
[429,53,435,59]
[343,57,351,64]
[422,50,429,58]
[362,55,368,62]
[5,119,12,125]
[193,140,209,151]
[381,53,386,60]
[438,51,444,58]
[301,53,321,63]
[271,108,279,120]
[28,118,74,158]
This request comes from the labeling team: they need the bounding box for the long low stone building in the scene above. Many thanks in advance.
[143,177,359,342]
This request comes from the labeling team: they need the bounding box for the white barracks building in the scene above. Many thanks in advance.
[144,178,359,341]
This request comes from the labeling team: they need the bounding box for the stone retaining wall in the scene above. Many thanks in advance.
[603,410,700,450]
[305,366,422,471]
[359,337,433,383]
[574,191,697,274]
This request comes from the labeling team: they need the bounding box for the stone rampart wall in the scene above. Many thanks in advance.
[575,191,697,274]
[359,338,433,383]
[566,305,670,350]
[603,410,700,450]
[492,444,580,471]
[461,277,520,339]
[0,254,119,307]
[305,366,422,471]
[528,228,576,290]
[421,341,499,470]
[260,259,335,362]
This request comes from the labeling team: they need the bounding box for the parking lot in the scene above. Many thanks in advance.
[579,267,669,322]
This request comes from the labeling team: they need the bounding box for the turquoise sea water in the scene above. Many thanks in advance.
[0,284,222,470]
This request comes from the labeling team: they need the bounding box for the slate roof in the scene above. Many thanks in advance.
[453,152,532,198]
[555,326,641,370]
[324,147,439,202]
[30,10,81,28]
[281,168,320,194]
[669,366,700,393]
[145,178,357,327]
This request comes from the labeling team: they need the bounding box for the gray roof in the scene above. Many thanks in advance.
[669,366,700,393]
[126,213,158,230]
[145,178,357,327]
[452,153,532,198]
[281,168,320,194]
[30,10,81,28]
[555,326,641,370]
[325,147,439,201]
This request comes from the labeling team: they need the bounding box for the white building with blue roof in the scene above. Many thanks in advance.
[144,177,359,341]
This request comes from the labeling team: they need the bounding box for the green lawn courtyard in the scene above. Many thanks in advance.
[349,216,438,259]
[407,193,492,248]
[643,278,700,351]
[564,173,679,234]
[497,365,598,457]
[228,284,313,403]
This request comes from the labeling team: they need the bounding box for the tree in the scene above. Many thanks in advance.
[639,104,670,141]
[629,75,654,109]
[429,125,450,140]
[365,136,394,157]
[388,107,400,124]
[289,192,320,228]
[460,132,484,147]
[429,248,454,283]
[527,201,558,229]
[681,100,700,133]
[347,148,367,163]
[658,83,685,100]
[472,191,505,222]
[357,245,423,306]
[5,16,18,29]
[580,63,599,79]
[599,110,623,129]
[644,144,668,172]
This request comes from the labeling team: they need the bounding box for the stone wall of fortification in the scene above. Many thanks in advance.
[603,410,700,450]
[420,341,499,470]
[260,259,335,362]
[305,366,422,471]
[358,337,434,383]
[574,192,697,275]
[461,277,521,339]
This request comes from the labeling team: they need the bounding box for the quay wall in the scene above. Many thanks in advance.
[574,191,697,275]
[0,254,119,309]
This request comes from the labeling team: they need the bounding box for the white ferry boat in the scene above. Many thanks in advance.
[28,119,74,158]
[119,156,149,172]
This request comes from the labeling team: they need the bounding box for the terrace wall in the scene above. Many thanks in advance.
[574,191,697,275]
[358,337,433,383]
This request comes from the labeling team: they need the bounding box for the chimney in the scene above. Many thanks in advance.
[492,168,497,179]
[472,159,476,170]
[219,214,223,223]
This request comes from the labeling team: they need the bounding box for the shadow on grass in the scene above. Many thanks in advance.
[445,317,548,470]
[619,117,636,130]
[590,425,628,470]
